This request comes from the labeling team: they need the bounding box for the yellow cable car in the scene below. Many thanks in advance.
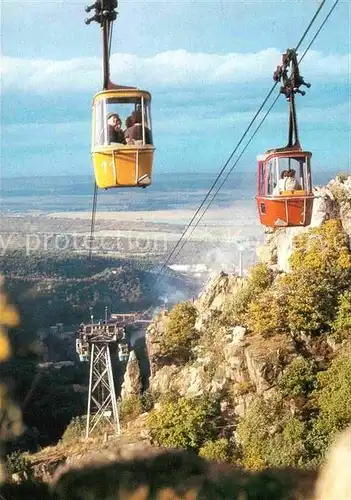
[85,1,155,189]
[91,87,155,189]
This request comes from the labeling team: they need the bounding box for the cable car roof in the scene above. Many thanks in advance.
[92,88,152,103]
[257,149,312,162]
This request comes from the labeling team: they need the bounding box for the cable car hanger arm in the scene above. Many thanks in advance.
[85,0,136,90]
[273,48,311,150]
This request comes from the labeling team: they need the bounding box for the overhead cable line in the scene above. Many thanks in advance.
[154,82,279,279]
[89,8,116,261]
[89,181,99,260]
[299,0,339,63]
[167,98,281,267]
[153,0,332,284]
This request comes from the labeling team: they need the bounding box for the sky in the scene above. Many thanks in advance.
[1,0,350,179]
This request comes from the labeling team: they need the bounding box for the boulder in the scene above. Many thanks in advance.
[120,351,142,400]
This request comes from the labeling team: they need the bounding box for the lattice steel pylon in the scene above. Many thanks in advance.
[86,342,120,438]
[76,320,129,440]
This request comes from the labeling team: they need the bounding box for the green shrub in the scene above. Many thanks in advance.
[330,173,351,204]
[147,394,221,451]
[140,389,157,412]
[331,290,351,342]
[198,438,233,463]
[264,416,306,468]
[278,357,317,398]
[284,270,340,335]
[119,394,143,423]
[335,171,351,182]
[61,416,86,442]
[246,289,287,337]
[309,353,351,456]
[244,221,351,338]
[6,451,32,480]
[289,220,351,275]
[223,263,274,327]
[221,283,252,326]
[234,381,255,396]
[160,302,198,361]
[236,396,307,470]
[247,262,274,293]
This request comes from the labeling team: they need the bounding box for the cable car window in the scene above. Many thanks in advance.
[258,162,265,195]
[278,157,305,188]
[94,99,104,146]
[297,159,306,190]
[270,156,308,195]
[93,96,153,147]
[265,160,275,195]
[145,101,153,144]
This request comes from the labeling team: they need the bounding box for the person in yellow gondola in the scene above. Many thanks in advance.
[273,169,301,195]
[124,115,133,131]
[124,110,152,145]
[107,112,126,144]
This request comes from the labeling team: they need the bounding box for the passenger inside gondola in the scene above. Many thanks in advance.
[125,110,152,145]
[273,169,301,195]
[107,113,126,144]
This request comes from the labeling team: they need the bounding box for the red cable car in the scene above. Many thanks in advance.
[256,49,314,228]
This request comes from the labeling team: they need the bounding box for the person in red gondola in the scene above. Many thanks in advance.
[107,112,126,144]
[274,169,301,194]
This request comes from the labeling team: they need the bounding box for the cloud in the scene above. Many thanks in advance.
[1,49,349,93]
[1,121,90,149]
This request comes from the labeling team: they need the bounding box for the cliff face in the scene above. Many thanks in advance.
[257,174,351,272]
[145,275,297,414]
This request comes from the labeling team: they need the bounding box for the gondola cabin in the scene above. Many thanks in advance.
[91,88,155,189]
[256,149,314,228]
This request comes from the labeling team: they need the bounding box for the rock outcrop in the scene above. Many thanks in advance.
[145,266,296,413]
[120,351,142,399]
[194,272,246,330]
[146,310,295,411]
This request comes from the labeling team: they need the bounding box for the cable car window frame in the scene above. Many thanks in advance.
[264,154,312,196]
[258,161,265,196]
[93,95,153,148]
[94,99,104,146]
[265,159,275,196]
[145,101,153,144]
